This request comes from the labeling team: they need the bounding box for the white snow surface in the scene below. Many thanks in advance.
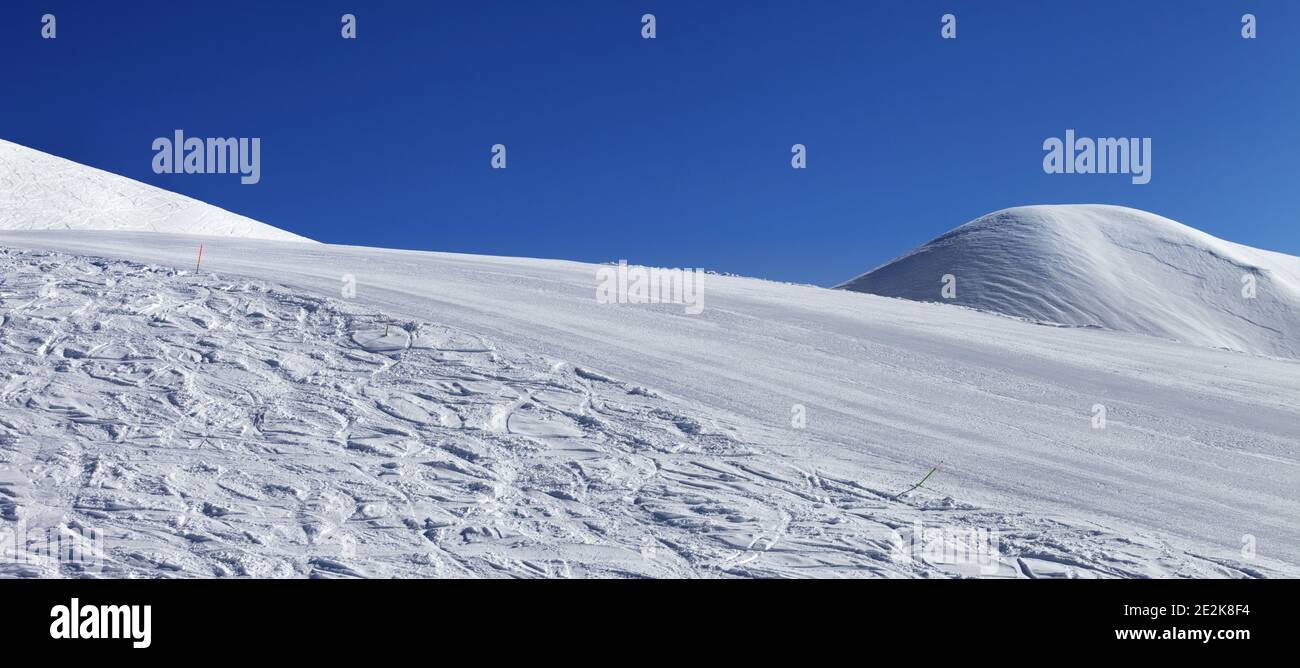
[0,139,314,243]
[837,205,1300,359]
[1,229,1297,578]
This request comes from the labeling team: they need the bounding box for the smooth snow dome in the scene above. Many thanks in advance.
[837,205,1300,359]
[0,139,313,243]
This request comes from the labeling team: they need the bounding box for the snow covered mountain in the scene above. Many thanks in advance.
[0,139,313,243]
[837,205,1300,359]
[1,144,1296,578]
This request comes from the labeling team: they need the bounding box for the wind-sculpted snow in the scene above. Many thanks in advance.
[1,241,1296,578]
[838,205,1300,359]
[0,139,313,243]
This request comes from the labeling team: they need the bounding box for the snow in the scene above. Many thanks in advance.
[2,229,1296,578]
[0,139,313,243]
[838,205,1300,359]
[1,147,1296,578]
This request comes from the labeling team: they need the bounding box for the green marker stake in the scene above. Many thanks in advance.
[894,461,944,499]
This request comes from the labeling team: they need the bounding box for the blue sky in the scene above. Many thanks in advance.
[2,1,1297,286]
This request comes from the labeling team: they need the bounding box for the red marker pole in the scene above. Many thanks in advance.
[195,243,204,273]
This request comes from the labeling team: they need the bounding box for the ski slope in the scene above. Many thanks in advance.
[2,229,1297,578]
[0,139,314,243]
[838,205,1300,359]
[0,143,1296,578]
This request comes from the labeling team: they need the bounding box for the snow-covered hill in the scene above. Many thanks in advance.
[0,145,1296,578]
[837,205,1300,359]
[0,139,313,243]
[2,230,1297,578]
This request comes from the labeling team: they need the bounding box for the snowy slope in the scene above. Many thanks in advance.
[2,230,1297,579]
[0,139,313,243]
[837,205,1300,359]
[0,146,1296,578]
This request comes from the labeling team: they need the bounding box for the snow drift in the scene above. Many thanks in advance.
[0,139,313,243]
[837,205,1300,359]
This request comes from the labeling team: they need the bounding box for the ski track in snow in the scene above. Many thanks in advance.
[3,244,1282,579]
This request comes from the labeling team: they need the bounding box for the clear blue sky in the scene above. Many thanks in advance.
[2,1,1297,286]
